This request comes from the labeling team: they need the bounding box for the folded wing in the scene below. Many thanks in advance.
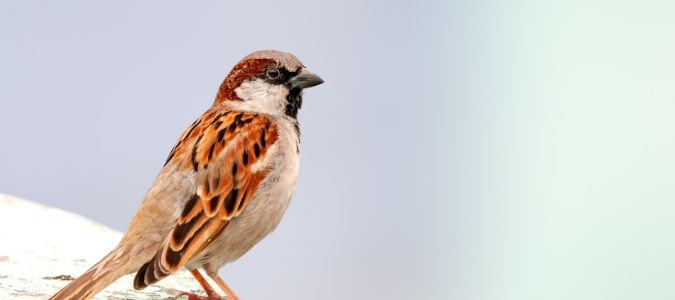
[134,110,278,289]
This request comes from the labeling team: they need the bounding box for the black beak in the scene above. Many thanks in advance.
[289,68,324,89]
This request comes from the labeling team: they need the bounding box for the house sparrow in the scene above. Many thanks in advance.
[49,50,324,300]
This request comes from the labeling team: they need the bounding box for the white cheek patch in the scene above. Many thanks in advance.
[233,78,289,116]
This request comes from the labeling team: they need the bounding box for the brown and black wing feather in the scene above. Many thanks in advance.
[134,110,278,290]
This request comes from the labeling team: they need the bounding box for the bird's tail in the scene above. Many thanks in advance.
[49,246,132,300]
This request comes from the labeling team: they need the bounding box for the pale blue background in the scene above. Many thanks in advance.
[1,1,675,299]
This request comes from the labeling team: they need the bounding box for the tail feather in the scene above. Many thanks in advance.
[49,248,130,300]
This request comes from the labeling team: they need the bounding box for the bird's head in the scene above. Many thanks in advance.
[212,50,324,118]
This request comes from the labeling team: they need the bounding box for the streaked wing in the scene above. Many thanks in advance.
[134,110,278,289]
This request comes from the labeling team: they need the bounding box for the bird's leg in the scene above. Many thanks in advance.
[175,269,228,300]
[211,274,242,300]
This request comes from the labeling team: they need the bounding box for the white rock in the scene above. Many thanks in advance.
[0,194,214,300]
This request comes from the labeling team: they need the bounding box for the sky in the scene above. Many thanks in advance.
[1,1,675,300]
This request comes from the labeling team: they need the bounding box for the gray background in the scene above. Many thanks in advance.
[2,1,675,300]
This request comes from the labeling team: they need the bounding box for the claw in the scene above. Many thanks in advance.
[175,291,228,300]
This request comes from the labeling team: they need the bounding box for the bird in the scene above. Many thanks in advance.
[49,50,324,300]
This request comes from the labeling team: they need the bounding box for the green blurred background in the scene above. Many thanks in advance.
[457,1,675,298]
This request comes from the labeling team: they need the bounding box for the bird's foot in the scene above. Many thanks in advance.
[175,291,229,300]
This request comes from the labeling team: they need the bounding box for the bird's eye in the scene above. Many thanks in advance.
[267,68,280,79]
